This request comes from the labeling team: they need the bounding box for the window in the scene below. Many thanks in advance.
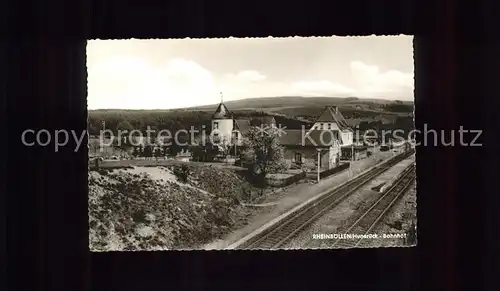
[294,152,303,164]
[213,122,219,129]
[328,123,331,130]
[320,123,324,130]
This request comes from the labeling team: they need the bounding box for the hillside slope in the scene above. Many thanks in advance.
[185,96,413,111]
[89,165,260,251]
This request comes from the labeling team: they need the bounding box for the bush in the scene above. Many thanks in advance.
[319,163,350,179]
[266,172,306,187]
[97,168,110,175]
[173,164,190,183]
[89,164,261,250]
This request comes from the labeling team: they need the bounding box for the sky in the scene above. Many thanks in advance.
[87,35,414,109]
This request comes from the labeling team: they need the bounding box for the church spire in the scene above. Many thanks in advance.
[212,91,233,119]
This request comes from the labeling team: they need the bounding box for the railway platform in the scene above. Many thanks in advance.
[202,150,397,249]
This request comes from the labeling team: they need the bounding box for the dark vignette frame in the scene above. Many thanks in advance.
[4,0,495,290]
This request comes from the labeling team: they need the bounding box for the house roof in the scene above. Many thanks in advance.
[234,119,251,134]
[278,129,342,147]
[314,106,351,131]
[212,102,233,119]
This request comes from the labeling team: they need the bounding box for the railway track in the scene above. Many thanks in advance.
[232,149,415,250]
[330,162,416,249]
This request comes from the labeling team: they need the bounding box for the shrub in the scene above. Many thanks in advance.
[173,164,190,183]
[97,168,109,175]
[89,164,259,250]
[319,163,349,179]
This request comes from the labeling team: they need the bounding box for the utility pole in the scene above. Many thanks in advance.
[349,143,354,178]
[233,131,238,158]
[102,120,107,156]
[317,148,321,183]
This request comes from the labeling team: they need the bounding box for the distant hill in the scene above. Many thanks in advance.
[87,96,413,135]
[88,96,413,113]
[184,96,412,111]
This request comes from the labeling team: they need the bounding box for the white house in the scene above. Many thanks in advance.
[308,106,353,146]
[209,100,359,169]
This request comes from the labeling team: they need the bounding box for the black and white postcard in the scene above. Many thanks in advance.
[87,36,416,251]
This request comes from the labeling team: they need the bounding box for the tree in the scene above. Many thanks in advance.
[143,145,153,159]
[132,146,140,157]
[162,145,169,157]
[190,136,218,162]
[172,164,190,183]
[87,123,100,136]
[167,143,182,158]
[138,144,144,157]
[216,136,231,160]
[242,126,287,185]
[189,137,205,162]
[113,121,135,154]
[116,120,134,132]
[154,147,163,160]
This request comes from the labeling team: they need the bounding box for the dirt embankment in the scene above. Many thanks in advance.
[88,165,261,251]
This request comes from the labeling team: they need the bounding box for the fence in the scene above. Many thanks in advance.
[89,158,247,171]
[265,171,307,187]
[319,162,350,179]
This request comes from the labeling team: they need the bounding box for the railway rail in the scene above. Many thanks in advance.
[330,162,416,248]
[231,149,415,250]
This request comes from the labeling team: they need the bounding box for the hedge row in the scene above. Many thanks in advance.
[319,163,350,179]
[266,171,307,187]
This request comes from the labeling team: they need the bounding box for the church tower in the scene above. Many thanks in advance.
[211,92,234,144]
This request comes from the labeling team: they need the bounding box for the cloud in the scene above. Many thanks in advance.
[289,62,414,99]
[87,56,414,110]
[226,70,267,82]
[350,60,414,97]
[292,81,356,96]
[87,57,218,109]
[88,59,273,109]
